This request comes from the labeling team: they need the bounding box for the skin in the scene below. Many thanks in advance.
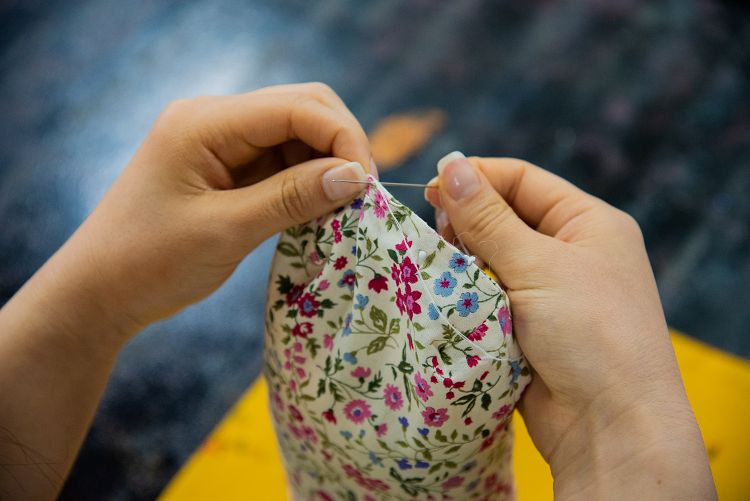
[425,154,716,500]
[0,83,715,499]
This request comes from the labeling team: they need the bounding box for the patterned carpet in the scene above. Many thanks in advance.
[0,1,748,499]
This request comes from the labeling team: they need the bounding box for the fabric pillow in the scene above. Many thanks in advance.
[264,176,531,500]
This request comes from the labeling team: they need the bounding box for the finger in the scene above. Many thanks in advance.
[469,157,602,238]
[436,151,553,288]
[253,82,361,127]
[222,83,376,175]
[207,157,368,251]
[164,91,372,174]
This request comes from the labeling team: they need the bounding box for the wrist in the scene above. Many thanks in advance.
[9,239,142,356]
[549,384,716,500]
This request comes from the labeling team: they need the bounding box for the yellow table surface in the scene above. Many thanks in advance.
[160,332,750,500]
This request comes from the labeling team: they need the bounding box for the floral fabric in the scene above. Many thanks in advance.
[264,176,531,500]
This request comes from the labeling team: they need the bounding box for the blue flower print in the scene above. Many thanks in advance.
[456,292,479,317]
[338,269,356,290]
[510,359,522,384]
[354,293,369,310]
[398,416,409,428]
[369,451,383,467]
[343,352,357,364]
[342,313,353,336]
[418,427,429,437]
[351,245,357,256]
[415,460,429,469]
[428,303,439,320]
[433,271,457,297]
[340,430,352,440]
[448,252,469,273]
[397,458,412,470]
[462,460,477,471]
[351,197,363,210]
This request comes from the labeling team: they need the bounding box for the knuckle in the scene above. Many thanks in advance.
[279,172,309,224]
[305,81,335,96]
[612,208,643,240]
[463,199,510,240]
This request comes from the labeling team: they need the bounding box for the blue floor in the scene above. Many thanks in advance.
[1,1,749,499]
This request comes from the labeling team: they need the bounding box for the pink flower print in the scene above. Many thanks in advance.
[376,423,388,437]
[383,384,404,411]
[288,405,304,422]
[309,251,322,265]
[373,189,388,219]
[343,399,372,424]
[318,279,330,291]
[446,390,455,399]
[351,366,372,379]
[293,341,303,352]
[322,408,337,424]
[395,238,412,252]
[492,404,511,420]
[414,372,433,402]
[333,256,348,270]
[498,305,511,336]
[464,417,472,425]
[390,263,401,286]
[442,476,464,489]
[324,334,333,350]
[331,219,342,243]
[286,284,304,306]
[367,274,389,293]
[422,407,449,427]
[399,256,418,284]
[292,322,313,338]
[295,367,306,379]
[317,491,335,501]
[342,463,390,492]
[302,425,318,444]
[297,292,319,317]
[467,355,481,367]
[407,332,414,350]
[396,284,422,319]
[467,321,488,341]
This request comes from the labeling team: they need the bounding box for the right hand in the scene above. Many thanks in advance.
[425,153,716,500]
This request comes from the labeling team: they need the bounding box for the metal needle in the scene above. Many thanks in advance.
[330,179,438,189]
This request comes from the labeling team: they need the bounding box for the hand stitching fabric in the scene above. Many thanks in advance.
[264,175,531,500]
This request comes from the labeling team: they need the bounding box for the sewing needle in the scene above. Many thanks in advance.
[330,180,438,189]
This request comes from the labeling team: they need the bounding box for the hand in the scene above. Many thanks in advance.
[0,83,373,499]
[425,153,716,500]
[58,82,375,339]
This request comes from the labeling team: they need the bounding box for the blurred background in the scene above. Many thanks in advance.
[1,0,748,499]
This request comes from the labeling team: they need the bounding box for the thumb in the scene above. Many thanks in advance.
[436,151,548,288]
[212,157,368,251]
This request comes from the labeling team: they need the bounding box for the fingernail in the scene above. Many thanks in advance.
[369,156,380,180]
[437,151,466,174]
[322,161,367,201]
[424,176,442,207]
[438,151,480,200]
